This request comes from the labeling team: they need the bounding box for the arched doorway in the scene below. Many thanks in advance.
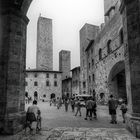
[25,92,28,97]
[108,61,127,102]
[50,93,56,99]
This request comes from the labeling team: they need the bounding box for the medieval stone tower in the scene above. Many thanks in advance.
[36,16,53,70]
[59,50,71,80]
[80,24,99,94]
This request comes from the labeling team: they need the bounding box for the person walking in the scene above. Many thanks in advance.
[64,98,69,112]
[75,98,82,116]
[92,98,97,119]
[108,94,118,124]
[84,97,94,120]
[71,98,75,112]
[120,100,127,123]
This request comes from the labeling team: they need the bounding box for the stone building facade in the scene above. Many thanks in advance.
[82,0,125,102]
[81,0,140,137]
[85,40,96,97]
[71,66,81,96]
[62,77,72,99]
[25,69,62,100]
[36,16,53,70]
[59,50,71,80]
[80,24,99,95]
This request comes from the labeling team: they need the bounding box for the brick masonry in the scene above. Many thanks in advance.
[71,66,81,96]
[62,78,72,98]
[82,0,140,138]
[36,16,53,70]
[80,24,99,95]
[59,50,71,80]
[120,0,140,137]
[0,0,32,134]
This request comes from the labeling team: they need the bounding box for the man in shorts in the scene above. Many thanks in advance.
[26,100,41,131]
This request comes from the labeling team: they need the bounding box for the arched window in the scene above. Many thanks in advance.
[99,48,102,60]
[107,40,111,54]
[119,28,124,45]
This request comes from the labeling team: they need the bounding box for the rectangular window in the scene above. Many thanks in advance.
[34,81,38,86]
[91,48,93,54]
[83,82,86,88]
[54,73,57,78]
[54,81,57,87]
[89,63,90,69]
[89,76,91,83]
[83,60,85,67]
[92,59,94,66]
[92,74,95,82]
[46,73,49,78]
[46,81,49,86]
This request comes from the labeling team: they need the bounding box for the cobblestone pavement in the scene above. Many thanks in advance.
[0,102,139,140]
[1,127,139,140]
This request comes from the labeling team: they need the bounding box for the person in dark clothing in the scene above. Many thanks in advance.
[75,98,82,116]
[92,98,97,119]
[85,98,94,120]
[64,98,69,112]
[108,95,118,124]
[71,98,75,112]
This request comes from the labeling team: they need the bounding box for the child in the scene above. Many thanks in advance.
[120,101,127,123]
[36,110,41,131]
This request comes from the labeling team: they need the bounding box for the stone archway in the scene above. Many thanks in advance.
[50,93,56,99]
[0,0,33,134]
[108,61,127,102]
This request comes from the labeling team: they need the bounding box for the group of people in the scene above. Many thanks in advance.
[62,97,97,120]
[63,95,127,124]
[25,94,127,132]
[108,94,127,124]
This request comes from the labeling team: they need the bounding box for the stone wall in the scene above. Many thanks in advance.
[80,24,99,94]
[62,78,72,98]
[92,10,124,100]
[59,50,71,80]
[36,16,53,70]
[0,0,32,134]
[71,67,80,96]
[104,0,120,13]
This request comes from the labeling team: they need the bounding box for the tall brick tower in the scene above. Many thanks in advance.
[36,16,53,70]
[59,50,71,80]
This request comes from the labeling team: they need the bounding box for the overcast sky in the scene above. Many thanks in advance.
[26,0,104,70]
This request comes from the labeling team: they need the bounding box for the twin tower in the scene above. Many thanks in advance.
[36,16,71,79]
